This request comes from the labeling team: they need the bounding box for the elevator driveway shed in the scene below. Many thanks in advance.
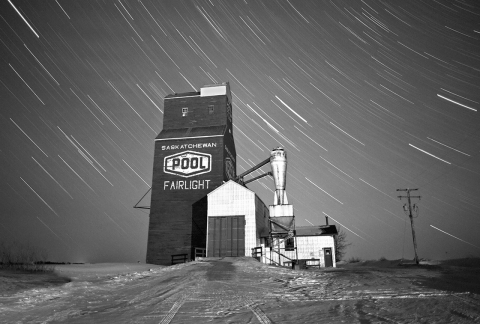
[206,180,269,258]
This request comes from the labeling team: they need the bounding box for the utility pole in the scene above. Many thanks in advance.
[397,188,421,265]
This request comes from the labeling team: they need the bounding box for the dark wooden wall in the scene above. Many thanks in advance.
[163,95,230,129]
[191,195,208,258]
[146,92,236,265]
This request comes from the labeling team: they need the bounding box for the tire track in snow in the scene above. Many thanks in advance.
[246,301,272,324]
[159,295,187,324]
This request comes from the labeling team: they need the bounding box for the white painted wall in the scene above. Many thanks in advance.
[207,181,265,256]
[297,236,336,267]
[271,235,336,267]
[207,181,336,266]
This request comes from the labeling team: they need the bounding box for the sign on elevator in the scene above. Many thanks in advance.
[163,151,212,177]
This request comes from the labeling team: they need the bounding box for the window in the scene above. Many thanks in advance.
[265,238,271,247]
[208,105,214,114]
[182,107,188,116]
[285,237,295,251]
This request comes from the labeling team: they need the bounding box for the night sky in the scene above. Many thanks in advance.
[1,0,479,263]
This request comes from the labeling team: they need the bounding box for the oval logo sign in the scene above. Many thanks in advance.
[164,151,212,178]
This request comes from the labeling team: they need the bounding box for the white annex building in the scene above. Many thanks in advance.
[206,180,269,258]
[205,180,338,268]
[271,225,337,268]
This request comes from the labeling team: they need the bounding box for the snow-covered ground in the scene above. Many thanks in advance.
[1,258,479,323]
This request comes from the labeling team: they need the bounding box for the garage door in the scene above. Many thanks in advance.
[207,216,245,257]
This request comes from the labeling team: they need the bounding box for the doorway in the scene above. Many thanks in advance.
[207,216,245,257]
[323,247,333,267]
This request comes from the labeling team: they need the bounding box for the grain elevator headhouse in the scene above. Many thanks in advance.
[147,82,236,265]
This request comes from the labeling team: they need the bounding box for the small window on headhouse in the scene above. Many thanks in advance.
[208,105,214,114]
[182,107,188,116]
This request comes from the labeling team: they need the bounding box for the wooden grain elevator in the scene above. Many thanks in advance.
[146,82,236,265]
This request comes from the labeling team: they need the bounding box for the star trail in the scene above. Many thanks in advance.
[0,0,479,263]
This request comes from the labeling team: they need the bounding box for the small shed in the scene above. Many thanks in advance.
[206,180,269,257]
[295,225,338,267]
[272,225,338,268]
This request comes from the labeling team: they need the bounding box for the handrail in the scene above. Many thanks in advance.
[271,249,295,262]
[194,247,206,259]
[263,255,281,266]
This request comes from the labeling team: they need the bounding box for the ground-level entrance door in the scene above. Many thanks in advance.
[207,216,245,257]
[323,248,333,267]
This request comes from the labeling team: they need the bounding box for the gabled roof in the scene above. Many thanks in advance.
[207,179,254,196]
[295,225,338,236]
[207,180,269,212]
